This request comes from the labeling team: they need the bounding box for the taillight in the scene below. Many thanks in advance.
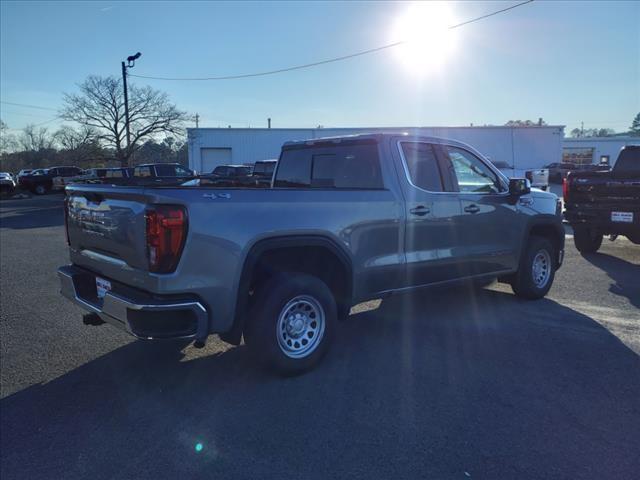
[562,177,569,203]
[63,196,70,246]
[145,205,187,273]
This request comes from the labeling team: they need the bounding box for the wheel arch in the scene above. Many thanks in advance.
[220,234,354,345]
[521,216,565,269]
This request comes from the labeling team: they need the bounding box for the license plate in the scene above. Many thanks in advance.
[611,211,633,223]
[96,277,112,298]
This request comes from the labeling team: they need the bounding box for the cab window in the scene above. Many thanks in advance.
[400,142,444,192]
[444,146,504,194]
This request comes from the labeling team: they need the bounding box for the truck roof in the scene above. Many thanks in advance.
[283,132,474,151]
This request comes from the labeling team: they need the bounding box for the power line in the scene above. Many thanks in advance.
[130,0,534,81]
[0,101,58,111]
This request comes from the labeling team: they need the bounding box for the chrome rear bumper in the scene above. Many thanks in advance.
[58,265,209,342]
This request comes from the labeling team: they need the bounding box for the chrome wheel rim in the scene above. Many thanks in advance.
[276,295,325,359]
[532,249,551,288]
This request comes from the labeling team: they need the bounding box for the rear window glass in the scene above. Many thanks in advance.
[614,147,640,174]
[254,162,276,175]
[274,149,311,187]
[275,142,383,189]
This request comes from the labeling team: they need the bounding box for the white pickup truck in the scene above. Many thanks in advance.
[490,160,549,191]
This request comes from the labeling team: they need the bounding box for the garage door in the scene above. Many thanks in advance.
[201,148,232,173]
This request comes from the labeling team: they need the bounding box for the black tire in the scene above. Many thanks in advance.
[510,236,556,300]
[34,184,48,195]
[244,273,336,375]
[573,227,602,254]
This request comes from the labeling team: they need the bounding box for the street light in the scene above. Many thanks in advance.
[121,52,141,164]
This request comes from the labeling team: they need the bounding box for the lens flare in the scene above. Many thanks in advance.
[195,442,203,452]
[390,1,458,76]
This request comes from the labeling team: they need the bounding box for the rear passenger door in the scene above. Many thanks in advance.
[274,140,405,297]
[441,145,521,275]
[398,141,467,286]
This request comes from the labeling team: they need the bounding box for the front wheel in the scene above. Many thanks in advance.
[244,273,336,375]
[510,236,556,300]
[573,227,602,254]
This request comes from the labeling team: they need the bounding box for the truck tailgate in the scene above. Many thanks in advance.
[569,173,640,206]
[66,185,151,272]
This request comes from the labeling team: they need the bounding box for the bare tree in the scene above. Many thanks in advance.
[54,125,104,165]
[54,125,97,151]
[60,75,187,166]
[0,120,17,153]
[19,124,54,152]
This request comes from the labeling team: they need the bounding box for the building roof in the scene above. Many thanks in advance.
[188,125,565,133]
[563,136,639,143]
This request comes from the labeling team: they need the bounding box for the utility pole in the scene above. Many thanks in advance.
[268,117,271,129]
[195,113,200,128]
[121,61,131,159]
[580,121,584,138]
[121,52,141,166]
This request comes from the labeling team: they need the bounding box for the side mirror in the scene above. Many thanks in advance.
[509,178,531,196]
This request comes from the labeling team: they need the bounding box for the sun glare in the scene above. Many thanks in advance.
[391,2,457,76]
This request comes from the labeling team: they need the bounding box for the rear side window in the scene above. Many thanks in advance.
[274,142,383,189]
[105,169,124,178]
[134,166,152,177]
[154,164,175,176]
[401,142,444,192]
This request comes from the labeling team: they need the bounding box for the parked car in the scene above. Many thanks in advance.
[0,172,16,194]
[58,133,564,374]
[16,169,33,185]
[17,169,34,188]
[130,163,194,185]
[564,145,640,253]
[19,166,82,194]
[491,160,549,191]
[205,164,253,186]
[66,167,131,184]
[251,159,278,186]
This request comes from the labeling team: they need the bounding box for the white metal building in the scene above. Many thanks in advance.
[187,126,565,173]
[562,137,639,166]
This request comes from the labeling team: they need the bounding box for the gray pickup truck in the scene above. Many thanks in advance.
[58,133,564,373]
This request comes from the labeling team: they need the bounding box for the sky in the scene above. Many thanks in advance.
[1,0,639,134]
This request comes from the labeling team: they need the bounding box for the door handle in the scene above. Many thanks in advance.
[464,204,480,214]
[410,206,430,216]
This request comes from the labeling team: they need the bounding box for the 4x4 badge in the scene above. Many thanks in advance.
[203,193,231,199]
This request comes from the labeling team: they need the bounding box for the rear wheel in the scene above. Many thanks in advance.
[34,184,48,195]
[244,273,336,375]
[573,227,602,254]
[510,236,556,300]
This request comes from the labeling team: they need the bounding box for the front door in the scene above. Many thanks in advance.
[441,145,522,275]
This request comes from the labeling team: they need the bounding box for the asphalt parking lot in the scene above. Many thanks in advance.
[1,194,639,480]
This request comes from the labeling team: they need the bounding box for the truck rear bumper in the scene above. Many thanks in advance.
[565,209,640,237]
[58,265,209,342]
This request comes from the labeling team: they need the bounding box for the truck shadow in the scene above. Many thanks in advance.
[582,251,640,308]
[1,287,639,480]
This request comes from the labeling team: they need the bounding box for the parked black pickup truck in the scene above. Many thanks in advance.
[20,166,83,194]
[564,145,640,253]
